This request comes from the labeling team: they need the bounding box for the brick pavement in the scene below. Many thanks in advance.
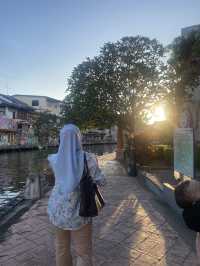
[0,156,198,265]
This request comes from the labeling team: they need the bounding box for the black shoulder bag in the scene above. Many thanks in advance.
[182,201,200,232]
[79,153,105,217]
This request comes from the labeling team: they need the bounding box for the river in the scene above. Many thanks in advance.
[0,144,116,207]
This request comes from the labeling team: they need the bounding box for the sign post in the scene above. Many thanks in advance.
[174,128,194,180]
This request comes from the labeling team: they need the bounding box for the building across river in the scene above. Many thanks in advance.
[0,94,37,147]
[13,94,62,116]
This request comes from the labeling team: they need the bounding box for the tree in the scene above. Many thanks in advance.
[168,32,200,104]
[32,112,61,147]
[62,36,169,131]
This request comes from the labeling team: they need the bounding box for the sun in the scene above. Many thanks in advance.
[148,105,166,124]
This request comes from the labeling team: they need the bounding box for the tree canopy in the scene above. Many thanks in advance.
[32,112,61,146]
[62,36,170,131]
[168,31,200,102]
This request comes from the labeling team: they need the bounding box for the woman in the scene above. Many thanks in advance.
[47,124,106,266]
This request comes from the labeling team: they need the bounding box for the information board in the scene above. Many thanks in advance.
[174,128,194,179]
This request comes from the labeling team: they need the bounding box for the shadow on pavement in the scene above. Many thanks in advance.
[92,159,197,265]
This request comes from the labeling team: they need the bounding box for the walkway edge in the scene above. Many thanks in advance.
[138,169,182,216]
[0,200,33,232]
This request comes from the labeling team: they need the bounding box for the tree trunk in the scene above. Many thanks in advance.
[116,125,124,160]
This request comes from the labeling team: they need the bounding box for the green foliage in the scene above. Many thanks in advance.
[32,112,61,146]
[62,36,169,130]
[168,32,200,100]
[163,147,173,164]
[135,144,173,165]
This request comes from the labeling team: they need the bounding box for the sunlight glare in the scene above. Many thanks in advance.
[148,105,166,124]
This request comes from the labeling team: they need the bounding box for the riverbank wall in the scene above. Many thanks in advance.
[0,144,39,153]
[0,172,53,232]
[0,152,116,232]
[0,141,117,153]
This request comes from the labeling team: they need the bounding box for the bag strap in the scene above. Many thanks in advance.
[83,152,90,176]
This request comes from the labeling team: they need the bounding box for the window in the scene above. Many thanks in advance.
[18,123,22,129]
[32,100,39,106]
[13,112,16,119]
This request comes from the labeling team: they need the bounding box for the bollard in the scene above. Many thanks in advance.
[24,173,41,200]
[43,168,55,186]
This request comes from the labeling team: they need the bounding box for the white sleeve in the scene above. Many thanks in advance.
[86,153,106,186]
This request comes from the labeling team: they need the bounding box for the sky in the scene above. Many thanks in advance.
[0,0,200,100]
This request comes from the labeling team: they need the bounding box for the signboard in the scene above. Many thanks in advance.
[174,128,194,179]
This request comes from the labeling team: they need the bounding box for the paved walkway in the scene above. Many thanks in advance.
[0,155,198,265]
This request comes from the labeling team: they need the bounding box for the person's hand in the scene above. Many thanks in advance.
[189,180,200,201]
[95,155,99,166]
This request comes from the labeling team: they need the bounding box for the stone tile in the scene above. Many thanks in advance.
[156,258,182,266]
[0,233,25,248]
[93,239,118,252]
[162,252,188,265]
[135,239,158,254]
[0,258,18,266]
[165,242,191,260]
[98,230,128,243]
[0,158,197,266]
[183,253,199,266]
[101,257,130,266]
[133,254,159,265]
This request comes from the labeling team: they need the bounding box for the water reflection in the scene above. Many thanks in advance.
[0,144,116,205]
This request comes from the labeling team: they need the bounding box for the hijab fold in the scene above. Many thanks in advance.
[48,124,84,193]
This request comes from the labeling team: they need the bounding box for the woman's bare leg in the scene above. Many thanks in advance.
[71,224,93,266]
[55,227,73,266]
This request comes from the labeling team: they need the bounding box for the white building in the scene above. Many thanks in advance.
[0,94,34,121]
[82,126,117,144]
[13,95,62,116]
[0,94,36,146]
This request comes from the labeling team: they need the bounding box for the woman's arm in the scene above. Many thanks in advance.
[87,153,106,186]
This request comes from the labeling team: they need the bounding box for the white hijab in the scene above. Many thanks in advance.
[48,124,84,193]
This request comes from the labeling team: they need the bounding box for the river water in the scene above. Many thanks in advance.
[0,144,116,207]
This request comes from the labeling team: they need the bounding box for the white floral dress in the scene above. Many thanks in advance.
[47,152,106,230]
